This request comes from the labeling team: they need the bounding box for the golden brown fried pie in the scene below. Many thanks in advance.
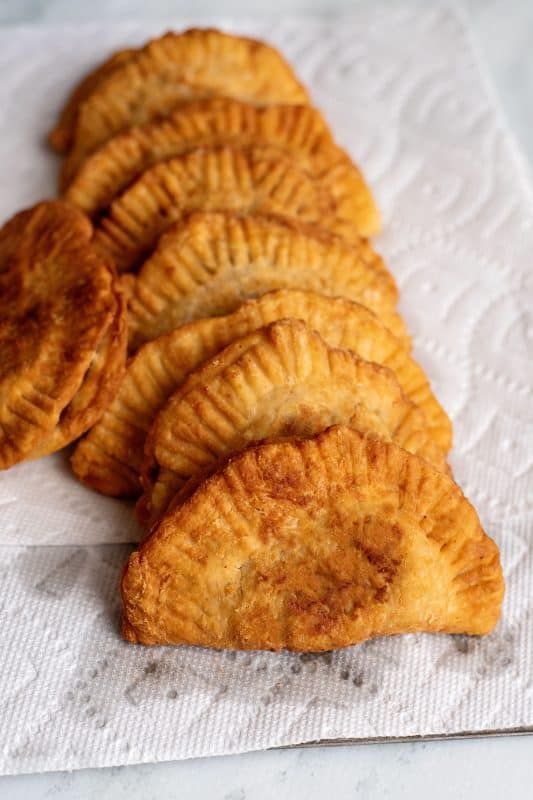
[63,98,379,235]
[30,286,127,458]
[18,26,496,656]
[122,426,504,650]
[92,147,364,273]
[58,29,309,181]
[0,200,125,467]
[126,212,406,350]
[138,320,447,526]
[72,289,442,499]
[4,27,492,656]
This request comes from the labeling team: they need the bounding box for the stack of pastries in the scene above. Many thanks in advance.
[0,29,503,652]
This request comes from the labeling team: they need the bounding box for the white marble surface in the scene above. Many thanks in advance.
[0,0,532,796]
[1,735,532,799]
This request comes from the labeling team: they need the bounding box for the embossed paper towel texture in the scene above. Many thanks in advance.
[0,5,532,775]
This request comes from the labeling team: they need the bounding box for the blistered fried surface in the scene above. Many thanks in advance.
[31,284,127,459]
[122,426,503,650]
[61,29,310,179]
[0,200,117,468]
[64,98,379,234]
[92,147,362,273]
[139,320,447,526]
[126,212,405,349]
[72,287,444,499]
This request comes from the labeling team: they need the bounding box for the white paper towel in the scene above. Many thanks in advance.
[0,3,532,775]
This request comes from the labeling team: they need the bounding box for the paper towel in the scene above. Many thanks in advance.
[0,3,531,775]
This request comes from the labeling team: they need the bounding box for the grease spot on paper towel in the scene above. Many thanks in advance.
[439,629,516,674]
[125,661,161,706]
[34,548,87,599]
[299,652,333,666]
[261,677,291,706]
[453,635,472,654]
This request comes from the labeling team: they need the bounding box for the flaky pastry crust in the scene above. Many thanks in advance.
[72,288,431,499]
[125,212,405,350]
[63,98,379,235]
[122,426,503,650]
[138,320,447,526]
[0,201,118,467]
[60,29,309,180]
[30,283,127,458]
[92,147,363,273]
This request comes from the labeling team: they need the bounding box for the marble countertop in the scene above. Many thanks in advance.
[2,735,533,799]
[0,0,531,797]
